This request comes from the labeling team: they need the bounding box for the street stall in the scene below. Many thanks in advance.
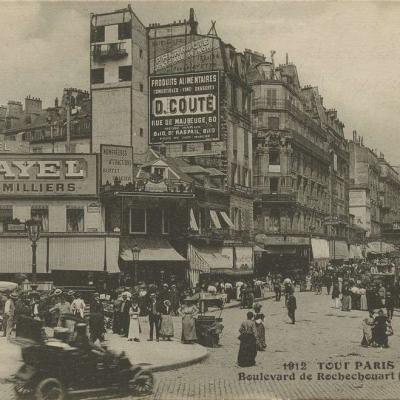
[189,293,225,348]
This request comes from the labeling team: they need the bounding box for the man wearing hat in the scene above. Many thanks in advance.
[147,293,161,341]
[4,292,17,339]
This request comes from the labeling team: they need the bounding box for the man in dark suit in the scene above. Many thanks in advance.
[119,293,131,337]
[287,293,297,324]
[147,293,161,341]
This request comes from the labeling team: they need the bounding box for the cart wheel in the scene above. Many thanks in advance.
[34,378,65,400]
[130,370,154,396]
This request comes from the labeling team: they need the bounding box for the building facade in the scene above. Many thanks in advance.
[90,5,148,154]
[247,50,351,271]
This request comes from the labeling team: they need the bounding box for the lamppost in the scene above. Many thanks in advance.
[25,219,41,289]
[132,244,141,285]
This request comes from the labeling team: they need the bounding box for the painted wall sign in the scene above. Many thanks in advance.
[100,145,133,186]
[149,71,220,144]
[0,154,97,196]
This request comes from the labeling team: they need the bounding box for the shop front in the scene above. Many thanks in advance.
[0,153,116,287]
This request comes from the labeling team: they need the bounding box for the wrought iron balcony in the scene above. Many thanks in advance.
[92,42,128,61]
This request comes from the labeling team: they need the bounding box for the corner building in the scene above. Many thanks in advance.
[148,10,254,284]
[246,51,350,273]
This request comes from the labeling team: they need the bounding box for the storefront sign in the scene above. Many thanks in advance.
[0,154,97,196]
[7,223,26,232]
[149,71,220,144]
[100,145,133,186]
[87,202,101,213]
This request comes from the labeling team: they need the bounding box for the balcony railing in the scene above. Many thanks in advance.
[92,42,128,61]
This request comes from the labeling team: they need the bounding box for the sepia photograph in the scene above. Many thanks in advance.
[0,1,400,399]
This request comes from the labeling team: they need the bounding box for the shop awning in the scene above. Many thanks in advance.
[50,237,113,272]
[330,241,349,260]
[190,209,199,231]
[209,269,253,276]
[192,246,233,270]
[0,237,47,274]
[120,237,186,262]
[210,210,222,229]
[367,241,397,255]
[349,245,362,259]
[220,211,234,228]
[311,238,330,259]
[105,237,121,273]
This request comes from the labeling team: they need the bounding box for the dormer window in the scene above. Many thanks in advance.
[153,167,166,179]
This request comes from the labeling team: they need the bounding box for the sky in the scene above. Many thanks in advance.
[1,1,399,164]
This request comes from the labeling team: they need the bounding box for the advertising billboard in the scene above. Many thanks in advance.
[149,71,220,144]
[0,154,97,196]
[100,145,133,186]
[149,35,223,75]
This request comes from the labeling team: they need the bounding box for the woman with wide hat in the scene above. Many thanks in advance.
[128,296,141,342]
[179,297,198,344]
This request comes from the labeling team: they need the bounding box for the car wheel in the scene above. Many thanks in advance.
[34,378,65,400]
[130,370,154,396]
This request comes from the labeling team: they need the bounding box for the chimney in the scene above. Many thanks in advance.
[55,97,59,108]
[286,53,289,64]
[360,137,364,146]
[352,130,357,142]
[25,96,42,116]
[189,8,198,34]
[7,100,23,118]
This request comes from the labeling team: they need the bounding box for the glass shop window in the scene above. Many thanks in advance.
[66,207,84,232]
[31,206,49,232]
[0,206,13,233]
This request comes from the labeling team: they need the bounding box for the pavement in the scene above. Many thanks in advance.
[4,289,400,399]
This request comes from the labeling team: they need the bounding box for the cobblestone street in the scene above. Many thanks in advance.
[2,291,400,400]
[150,290,400,400]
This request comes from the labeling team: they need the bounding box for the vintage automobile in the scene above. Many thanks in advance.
[13,320,154,400]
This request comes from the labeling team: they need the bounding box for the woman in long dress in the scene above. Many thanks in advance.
[341,286,351,311]
[160,300,174,341]
[179,299,198,344]
[128,300,141,342]
[332,283,341,309]
[360,288,368,311]
[373,309,389,348]
[238,311,257,367]
[253,303,266,351]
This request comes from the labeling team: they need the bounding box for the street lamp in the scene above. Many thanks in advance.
[25,219,41,287]
[131,244,141,285]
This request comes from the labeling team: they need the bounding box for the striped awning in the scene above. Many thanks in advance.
[120,237,186,262]
[311,238,330,259]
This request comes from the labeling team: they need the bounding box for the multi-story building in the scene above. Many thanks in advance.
[0,90,91,153]
[147,9,254,282]
[348,131,381,238]
[247,51,350,272]
[90,5,148,154]
[379,156,400,245]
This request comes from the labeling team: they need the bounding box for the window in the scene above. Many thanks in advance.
[139,128,144,137]
[91,26,105,43]
[244,131,249,158]
[203,142,211,151]
[153,167,165,178]
[231,163,237,186]
[31,206,49,232]
[268,116,280,130]
[269,149,280,165]
[118,21,131,40]
[139,83,144,92]
[162,209,170,234]
[139,48,143,59]
[66,207,84,232]
[270,177,279,193]
[182,143,187,152]
[91,68,104,84]
[231,82,237,109]
[119,66,132,82]
[266,88,277,107]
[0,206,12,233]
[32,147,43,153]
[130,208,146,234]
